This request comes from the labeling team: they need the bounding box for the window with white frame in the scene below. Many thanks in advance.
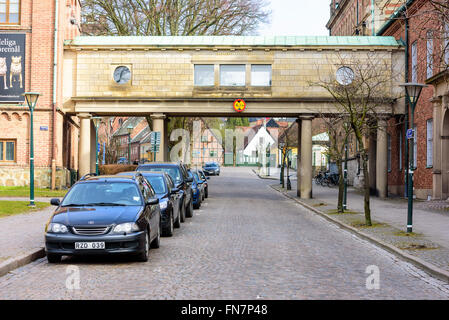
[413,125,417,169]
[220,65,245,86]
[445,21,449,65]
[251,65,272,86]
[411,41,418,82]
[426,119,433,167]
[0,139,15,162]
[194,65,214,86]
[427,31,433,79]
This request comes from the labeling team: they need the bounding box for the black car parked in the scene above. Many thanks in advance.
[203,162,220,176]
[137,162,194,218]
[45,174,161,263]
[117,171,182,236]
[197,169,209,199]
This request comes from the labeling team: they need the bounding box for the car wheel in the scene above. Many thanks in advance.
[174,206,181,228]
[186,197,194,218]
[180,199,186,222]
[137,231,150,262]
[150,224,161,249]
[162,211,174,237]
[47,254,61,263]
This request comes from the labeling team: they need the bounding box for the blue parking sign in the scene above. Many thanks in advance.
[406,129,414,140]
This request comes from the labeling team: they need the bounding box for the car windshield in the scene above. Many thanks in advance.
[61,182,143,206]
[139,166,183,184]
[144,176,167,194]
[204,163,217,168]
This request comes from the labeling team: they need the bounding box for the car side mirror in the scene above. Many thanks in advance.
[146,198,159,206]
[171,188,180,194]
[186,177,193,183]
[50,198,60,206]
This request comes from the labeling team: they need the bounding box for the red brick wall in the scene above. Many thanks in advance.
[0,0,81,186]
[382,0,440,196]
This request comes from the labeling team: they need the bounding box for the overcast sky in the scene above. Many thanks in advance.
[257,0,330,36]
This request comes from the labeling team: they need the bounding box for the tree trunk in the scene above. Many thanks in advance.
[362,152,372,226]
[337,159,344,213]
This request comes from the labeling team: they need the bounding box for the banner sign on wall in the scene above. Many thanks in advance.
[0,33,25,102]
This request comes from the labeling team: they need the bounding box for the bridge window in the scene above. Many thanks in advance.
[220,65,245,86]
[251,65,272,86]
[194,65,214,86]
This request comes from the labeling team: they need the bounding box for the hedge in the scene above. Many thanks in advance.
[99,164,138,175]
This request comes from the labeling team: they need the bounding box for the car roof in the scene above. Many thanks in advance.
[82,175,140,183]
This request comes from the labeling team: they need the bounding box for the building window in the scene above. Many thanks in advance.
[427,31,433,79]
[251,65,272,86]
[445,21,449,65]
[220,65,245,86]
[194,65,214,86]
[210,150,217,157]
[427,119,433,167]
[0,139,16,162]
[0,0,20,24]
[398,131,402,171]
[413,125,417,169]
[387,134,391,172]
[411,41,418,82]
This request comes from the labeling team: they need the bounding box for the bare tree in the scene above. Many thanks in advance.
[314,52,399,226]
[278,122,297,189]
[81,0,270,36]
[320,115,352,213]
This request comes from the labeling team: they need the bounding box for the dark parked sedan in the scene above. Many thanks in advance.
[117,171,182,236]
[45,175,161,263]
[203,162,220,176]
[197,169,209,199]
[137,162,194,218]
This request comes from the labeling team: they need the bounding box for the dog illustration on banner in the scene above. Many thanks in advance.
[0,57,8,90]
[10,56,23,89]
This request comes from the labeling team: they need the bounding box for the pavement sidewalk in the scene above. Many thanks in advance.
[0,203,53,277]
[270,177,449,281]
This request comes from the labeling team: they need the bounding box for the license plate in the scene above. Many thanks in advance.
[75,242,105,250]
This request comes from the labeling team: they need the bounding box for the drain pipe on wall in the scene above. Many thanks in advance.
[51,0,59,190]
[371,0,375,35]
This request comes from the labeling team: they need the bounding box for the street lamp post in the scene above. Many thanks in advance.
[400,83,427,233]
[126,125,133,165]
[279,142,285,187]
[23,92,40,207]
[92,117,102,175]
[343,123,349,211]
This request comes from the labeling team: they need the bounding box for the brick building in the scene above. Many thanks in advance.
[0,0,81,188]
[327,0,449,200]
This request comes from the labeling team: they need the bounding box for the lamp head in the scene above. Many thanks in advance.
[22,92,40,111]
[126,125,134,135]
[400,83,428,106]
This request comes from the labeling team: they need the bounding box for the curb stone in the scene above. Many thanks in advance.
[251,169,278,180]
[269,184,449,284]
[0,248,45,278]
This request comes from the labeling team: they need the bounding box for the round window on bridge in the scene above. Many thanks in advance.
[336,66,355,86]
[113,66,131,85]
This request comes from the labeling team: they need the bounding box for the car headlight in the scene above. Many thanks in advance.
[159,200,168,210]
[112,222,140,234]
[47,223,68,233]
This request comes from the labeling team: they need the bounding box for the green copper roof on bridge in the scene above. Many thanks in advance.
[66,36,402,47]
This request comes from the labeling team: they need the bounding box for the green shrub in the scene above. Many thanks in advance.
[99,164,138,175]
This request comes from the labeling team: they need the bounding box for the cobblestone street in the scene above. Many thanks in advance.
[0,167,448,300]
